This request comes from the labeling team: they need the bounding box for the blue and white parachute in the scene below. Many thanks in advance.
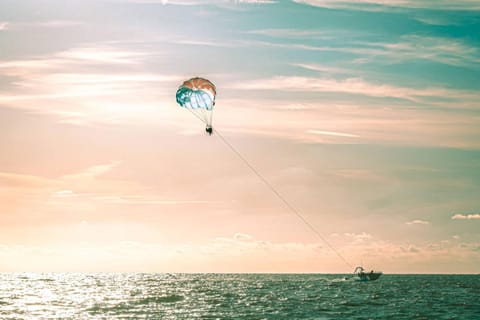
[176,77,216,134]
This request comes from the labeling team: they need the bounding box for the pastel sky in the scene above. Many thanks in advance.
[1,0,479,273]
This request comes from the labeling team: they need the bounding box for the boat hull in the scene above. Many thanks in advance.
[356,272,382,282]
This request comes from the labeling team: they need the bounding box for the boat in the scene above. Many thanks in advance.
[353,266,382,281]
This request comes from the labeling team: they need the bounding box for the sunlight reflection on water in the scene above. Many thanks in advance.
[0,273,478,319]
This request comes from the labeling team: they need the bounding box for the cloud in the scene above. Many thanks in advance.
[53,163,218,205]
[119,32,480,69]
[307,129,360,138]
[343,232,372,241]
[0,46,152,78]
[248,28,333,38]
[89,195,218,205]
[332,169,385,181]
[233,233,254,241]
[306,36,479,67]
[0,172,52,189]
[413,16,461,26]
[57,47,148,64]
[293,0,480,11]
[65,162,120,179]
[293,0,406,10]
[227,76,479,105]
[0,161,222,229]
[115,0,276,5]
[174,39,236,47]
[209,233,332,257]
[0,44,184,125]
[372,35,480,67]
[52,190,77,198]
[294,63,353,75]
[6,20,85,30]
[451,214,480,220]
[210,96,480,148]
[406,220,430,225]
[400,244,420,253]
[38,20,85,27]
[233,0,277,3]
[108,0,195,4]
[0,71,179,125]
[238,33,480,68]
[1,229,479,272]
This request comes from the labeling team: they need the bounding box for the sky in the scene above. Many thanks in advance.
[0,0,479,273]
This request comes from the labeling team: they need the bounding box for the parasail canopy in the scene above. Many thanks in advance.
[176,77,216,134]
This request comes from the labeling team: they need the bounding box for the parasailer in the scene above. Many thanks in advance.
[175,77,216,135]
[173,78,362,278]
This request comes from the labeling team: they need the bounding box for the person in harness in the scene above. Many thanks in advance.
[206,126,213,135]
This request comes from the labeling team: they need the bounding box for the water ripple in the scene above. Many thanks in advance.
[0,273,478,319]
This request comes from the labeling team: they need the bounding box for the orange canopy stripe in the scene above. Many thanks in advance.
[181,77,217,97]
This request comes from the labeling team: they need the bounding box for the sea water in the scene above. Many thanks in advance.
[0,273,478,319]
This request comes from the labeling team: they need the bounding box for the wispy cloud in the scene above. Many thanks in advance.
[6,20,85,30]
[233,0,277,3]
[108,0,193,5]
[0,172,52,189]
[171,32,480,68]
[0,72,180,125]
[214,97,480,148]
[52,190,77,198]
[294,63,353,75]
[174,39,237,47]
[1,162,217,225]
[57,46,148,64]
[452,213,480,220]
[62,162,120,180]
[406,220,430,225]
[0,46,150,77]
[228,76,480,106]
[89,195,218,205]
[307,129,360,138]
[413,16,461,26]
[343,232,372,242]
[248,28,334,38]
[1,73,177,100]
[114,0,276,5]
[238,33,480,67]
[332,169,384,181]
[311,36,479,67]
[56,163,219,207]
[293,0,480,11]
[0,45,183,124]
[371,35,480,67]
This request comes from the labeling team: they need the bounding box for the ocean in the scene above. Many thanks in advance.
[0,273,478,319]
